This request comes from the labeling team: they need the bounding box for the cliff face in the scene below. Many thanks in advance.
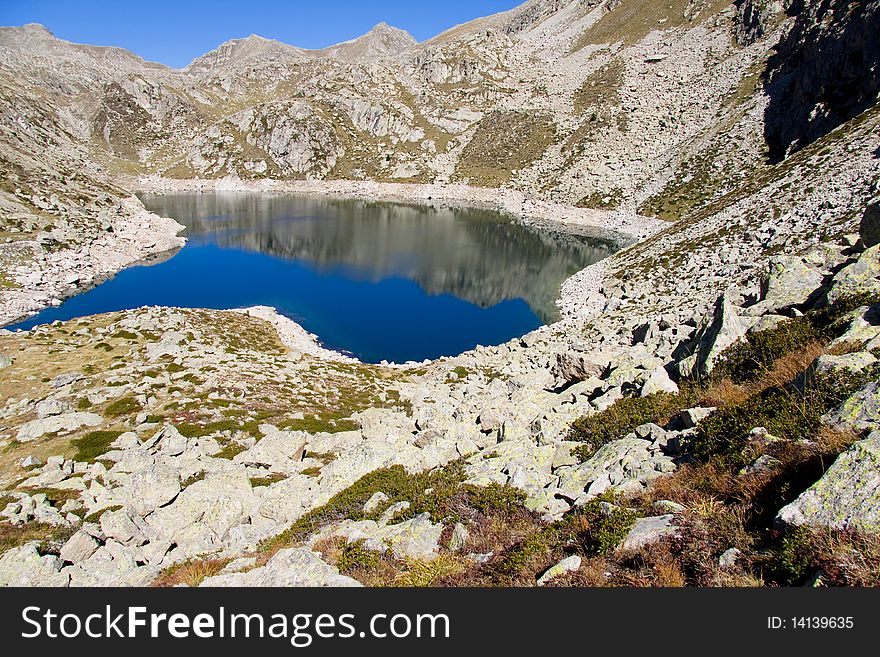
[764,0,880,161]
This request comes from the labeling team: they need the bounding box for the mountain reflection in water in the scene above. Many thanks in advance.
[9,193,618,363]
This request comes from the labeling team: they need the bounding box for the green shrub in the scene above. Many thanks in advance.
[105,396,142,418]
[71,431,123,462]
[337,540,381,573]
[262,462,468,552]
[569,388,700,461]
[571,499,637,556]
[691,367,878,467]
[768,528,815,586]
[249,474,286,487]
[465,483,526,515]
[215,443,247,460]
[716,316,822,383]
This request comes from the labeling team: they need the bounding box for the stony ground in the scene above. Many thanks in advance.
[0,0,879,586]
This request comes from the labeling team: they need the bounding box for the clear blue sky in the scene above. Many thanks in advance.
[0,0,525,68]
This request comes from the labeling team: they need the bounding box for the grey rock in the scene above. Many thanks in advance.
[776,431,880,532]
[60,530,100,563]
[127,464,181,516]
[719,547,743,569]
[17,412,103,442]
[739,454,782,476]
[220,557,257,574]
[537,555,581,586]
[448,522,469,552]
[680,407,716,429]
[20,455,42,468]
[812,351,877,376]
[758,255,824,313]
[379,501,410,525]
[826,244,880,305]
[640,366,679,396]
[620,515,677,551]
[549,351,607,389]
[363,491,389,514]
[201,548,362,587]
[678,290,749,378]
[51,372,82,388]
[0,541,69,586]
[100,508,146,547]
[824,381,880,433]
[653,500,686,514]
[36,398,69,418]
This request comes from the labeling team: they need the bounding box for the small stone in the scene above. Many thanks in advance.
[739,454,782,476]
[448,523,469,552]
[20,455,42,468]
[653,500,686,514]
[379,501,410,525]
[621,515,678,551]
[719,548,743,569]
[363,491,389,514]
[537,555,582,586]
[680,407,716,429]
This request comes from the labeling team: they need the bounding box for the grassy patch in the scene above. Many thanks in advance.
[262,461,530,557]
[453,111,557,187]
[83,504,123,523]
[283,413,359,434]
[71,431,124,463]
[214,443,247,460]
[249,474,286,487]
[0,521,75,554]
[105,396,143,418]
[337,539,382,574]
[152,558,231,587]
[690,367,877,468]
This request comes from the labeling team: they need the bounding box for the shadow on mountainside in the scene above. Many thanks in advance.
[763,0,880,163]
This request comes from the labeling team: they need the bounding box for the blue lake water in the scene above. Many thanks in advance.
[8,193,618,363]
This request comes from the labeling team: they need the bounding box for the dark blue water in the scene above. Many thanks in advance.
[7,193,617,363]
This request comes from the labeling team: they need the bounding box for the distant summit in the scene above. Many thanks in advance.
[185,22,416,74]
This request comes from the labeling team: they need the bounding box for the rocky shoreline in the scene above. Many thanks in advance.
[0,197,187,327]
[131,177,665,243]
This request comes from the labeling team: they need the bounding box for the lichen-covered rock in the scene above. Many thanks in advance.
[126,464,181,517]
[750,255,824,314]
[16,412,103,442]
[776,431,880,532]
[537,555,581,586]
[200,548,362,587]
[0,542,69,586]
[678,290,749,378]
[824,381,880,433]
[826,244,880,304]
[620,515,677,551]
[310,513,444,561]
[556,437,675,503]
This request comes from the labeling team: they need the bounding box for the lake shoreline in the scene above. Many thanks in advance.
[4,178,661,366]
[129,177,664,245]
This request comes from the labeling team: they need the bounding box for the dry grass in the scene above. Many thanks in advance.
[453,111,557,187]
[700,340,827,408]
[152,558,231,587]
